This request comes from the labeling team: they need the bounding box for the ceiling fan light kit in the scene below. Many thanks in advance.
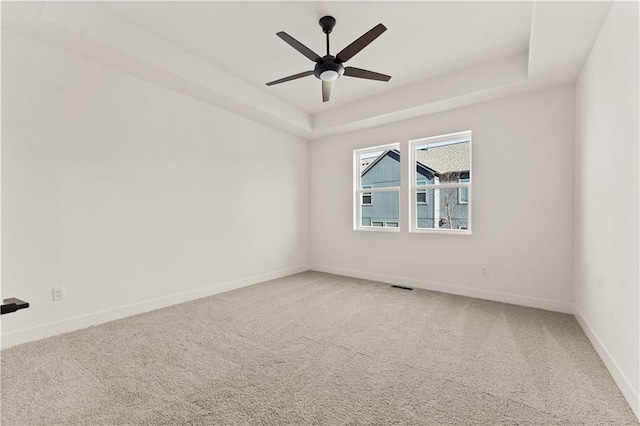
[266,16,391,102]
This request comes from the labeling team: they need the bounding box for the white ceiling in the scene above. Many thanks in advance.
[98,1,533,114]
[1,1,613,139]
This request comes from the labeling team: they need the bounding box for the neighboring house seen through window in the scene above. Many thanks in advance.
[354,143,401,231]
[410,131,471,233]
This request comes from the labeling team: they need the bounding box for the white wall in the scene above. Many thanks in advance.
[309,85,575,312]
[574,2,639,417]
[1,30,309,348]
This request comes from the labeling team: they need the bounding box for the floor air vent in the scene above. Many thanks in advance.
[391,285,413,290]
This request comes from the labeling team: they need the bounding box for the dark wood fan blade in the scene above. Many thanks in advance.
[344,66,391,82]
[266,70,315,86]
[277,32,322,62]
[336,24,386,63]
[322,80,333,102]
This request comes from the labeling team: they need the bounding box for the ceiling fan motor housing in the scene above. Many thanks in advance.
[314,56,345,81]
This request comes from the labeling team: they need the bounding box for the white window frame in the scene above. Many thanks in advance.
[354,143,401,232]
[409,131,472,235]
[385,221,399,227]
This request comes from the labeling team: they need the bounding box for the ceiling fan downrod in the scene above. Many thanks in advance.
[319,16,336,56]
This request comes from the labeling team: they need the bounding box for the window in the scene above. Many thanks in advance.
[354,143,401,232]
[354,133,470,234]
[409,131,471,234]
[458,176,469,204]
[416,180,427,204]
[362,185,372,205]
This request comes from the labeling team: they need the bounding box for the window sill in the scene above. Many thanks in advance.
[355,227,400,233]
[410,229,471,235]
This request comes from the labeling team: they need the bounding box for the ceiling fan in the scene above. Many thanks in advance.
[266,16,391,102]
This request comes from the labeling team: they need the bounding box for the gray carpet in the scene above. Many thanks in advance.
[1,271,637,425]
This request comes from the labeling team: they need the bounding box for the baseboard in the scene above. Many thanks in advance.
[310,264,574,314]
[573,305,640,420]
[1,265,309,350]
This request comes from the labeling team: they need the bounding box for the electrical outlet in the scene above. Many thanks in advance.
[52,287,65,301]
[480,267,489,277]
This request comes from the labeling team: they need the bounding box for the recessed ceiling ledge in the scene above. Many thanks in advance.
[30,2,313,139]
[311,52,529,138]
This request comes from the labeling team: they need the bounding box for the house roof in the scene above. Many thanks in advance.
[360,142,470,177]
[415,141,470,174]
[359,149,401,176]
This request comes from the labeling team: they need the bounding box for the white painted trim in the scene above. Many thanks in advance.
[354,142,400,157]
[310,264,574,314]
[409,130,472,146]
[411,228,472,236]
[355,226,400,233]
[573,305,640,420]
[1,265,309,350]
